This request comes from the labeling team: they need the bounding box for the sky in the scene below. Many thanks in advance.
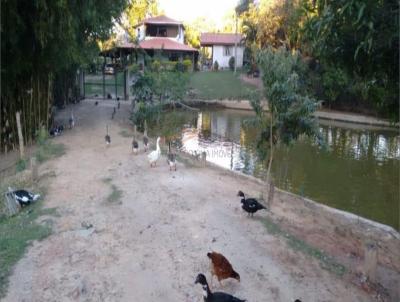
[158,0,238,26]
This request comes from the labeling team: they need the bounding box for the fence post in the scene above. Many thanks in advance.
[124,69,129,100]
[31,157,38,181]
[103,56,106,99]
[114,70,118,99]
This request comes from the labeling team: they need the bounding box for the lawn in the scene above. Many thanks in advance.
[189,70,260,100]
[84,72,125,98]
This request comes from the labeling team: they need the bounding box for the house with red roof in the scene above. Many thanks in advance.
[134,15,198,63]
[200,33,244,69]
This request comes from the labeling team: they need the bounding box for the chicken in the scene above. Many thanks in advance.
[207,252,240,286]
[195,273,246,302]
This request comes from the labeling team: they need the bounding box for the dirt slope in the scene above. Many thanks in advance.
[3,101,372,302]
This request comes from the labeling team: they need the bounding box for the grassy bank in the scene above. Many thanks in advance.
[0,173,57,299]
[260,215,346,277]
[189,70,258,100]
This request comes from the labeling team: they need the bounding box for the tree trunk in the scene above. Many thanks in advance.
[16,111,25,159]
[266,111,275,204]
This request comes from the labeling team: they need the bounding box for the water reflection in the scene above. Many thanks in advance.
[153,109,400,229]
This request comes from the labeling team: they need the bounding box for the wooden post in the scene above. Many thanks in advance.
[15,111,25,159]
[4,189,20,216]
[267,180,275,207]
[31,157,38,181]
[103,56,106,99]
[363,242,378,281]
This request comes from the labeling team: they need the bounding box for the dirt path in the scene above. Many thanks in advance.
[3,101,373,302]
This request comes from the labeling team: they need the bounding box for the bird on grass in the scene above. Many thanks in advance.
[167,141,176,171]
[147,137,161,167]
[9,188,40,207]
[143,120,149,152]
[207,252,240,286]
[69,110,75,129]
[195,273,246,302]
[105,125,111,145]
[132,125,139,154]
[237,190,266,217]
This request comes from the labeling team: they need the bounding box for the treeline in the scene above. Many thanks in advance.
[0,0,128,153]
[239,0,399,121]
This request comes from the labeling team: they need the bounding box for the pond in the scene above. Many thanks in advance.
[148,108,400,230]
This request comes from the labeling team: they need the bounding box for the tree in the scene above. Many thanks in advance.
[1,0,129,153]
[122,0,160,40]
[253,46,320,200]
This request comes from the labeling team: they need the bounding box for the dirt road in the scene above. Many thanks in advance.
[3,101,373,302]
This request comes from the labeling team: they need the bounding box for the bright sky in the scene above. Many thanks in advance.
[158,0,238,26]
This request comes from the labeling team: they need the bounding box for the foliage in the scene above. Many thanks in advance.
[229,57,235,71]
[182,59,193,72]
[239,0,399,120]
[0,200,57,298]
[1,0,129,152]
[321,66,349,106]
[15,159,27,173]
[213,61,219,71]
[35,142,66,163]
[119,0,159,41]
[254,46,320,185]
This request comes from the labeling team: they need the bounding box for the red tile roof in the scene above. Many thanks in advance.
[200,33,243,46]
[140,15,182,26]
[139,38,197,52]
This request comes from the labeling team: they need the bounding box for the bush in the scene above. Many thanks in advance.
[322,66,349,105]
[182,59,192,72]
[175,62,185,72]
[229,56,235,71]
[213,60,219,71]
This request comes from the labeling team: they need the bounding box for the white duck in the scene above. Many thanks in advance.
[147,137,161,167]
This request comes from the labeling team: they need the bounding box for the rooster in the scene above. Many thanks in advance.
[195,273,246,302]
[207,252,240,286]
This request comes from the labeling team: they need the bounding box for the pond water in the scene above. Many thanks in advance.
[149,109,400,230]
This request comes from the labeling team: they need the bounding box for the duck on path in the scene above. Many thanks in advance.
[147,137,161,167]
[237,190,266,217]
[132,125,139,154]
[195,273,246,302]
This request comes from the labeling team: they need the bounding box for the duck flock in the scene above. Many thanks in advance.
[10,100,304,302]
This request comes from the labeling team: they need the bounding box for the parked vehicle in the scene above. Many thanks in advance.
[104,64,114,75]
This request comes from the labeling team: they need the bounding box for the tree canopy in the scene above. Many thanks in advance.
[240,0,399,121]
[1,0,129,152]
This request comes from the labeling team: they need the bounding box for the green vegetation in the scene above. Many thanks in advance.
[0,202,56,298]
[251,46,320,200]
[239,0,399,121]
[119,129,133,138]
[1,0,128,153]
[189,71,257,100]
[15,159,28,173]
[261,215,346,276]
[35,143,66,164]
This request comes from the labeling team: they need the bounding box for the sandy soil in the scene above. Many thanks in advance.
[2,100,384,302]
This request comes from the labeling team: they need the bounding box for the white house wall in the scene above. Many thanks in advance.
[212,45,244,69]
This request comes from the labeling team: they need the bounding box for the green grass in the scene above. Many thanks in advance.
[35,142,66,163]
[260,215,346,276]
[15,159,27,173]
[189,70,259,100]
[106,184,123,203]
[0,195,56,298]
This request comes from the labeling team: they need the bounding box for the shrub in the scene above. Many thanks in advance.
[213,60,219,71]
[175,62,185,72]
[183,59,192,72]
[229,56,235,71]
[322,66,349,105]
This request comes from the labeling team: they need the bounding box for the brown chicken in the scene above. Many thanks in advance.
[207,251,240,286]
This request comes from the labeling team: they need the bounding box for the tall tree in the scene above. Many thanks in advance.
[1,0,129,153]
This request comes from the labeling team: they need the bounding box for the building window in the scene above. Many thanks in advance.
[224,46,231,56]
